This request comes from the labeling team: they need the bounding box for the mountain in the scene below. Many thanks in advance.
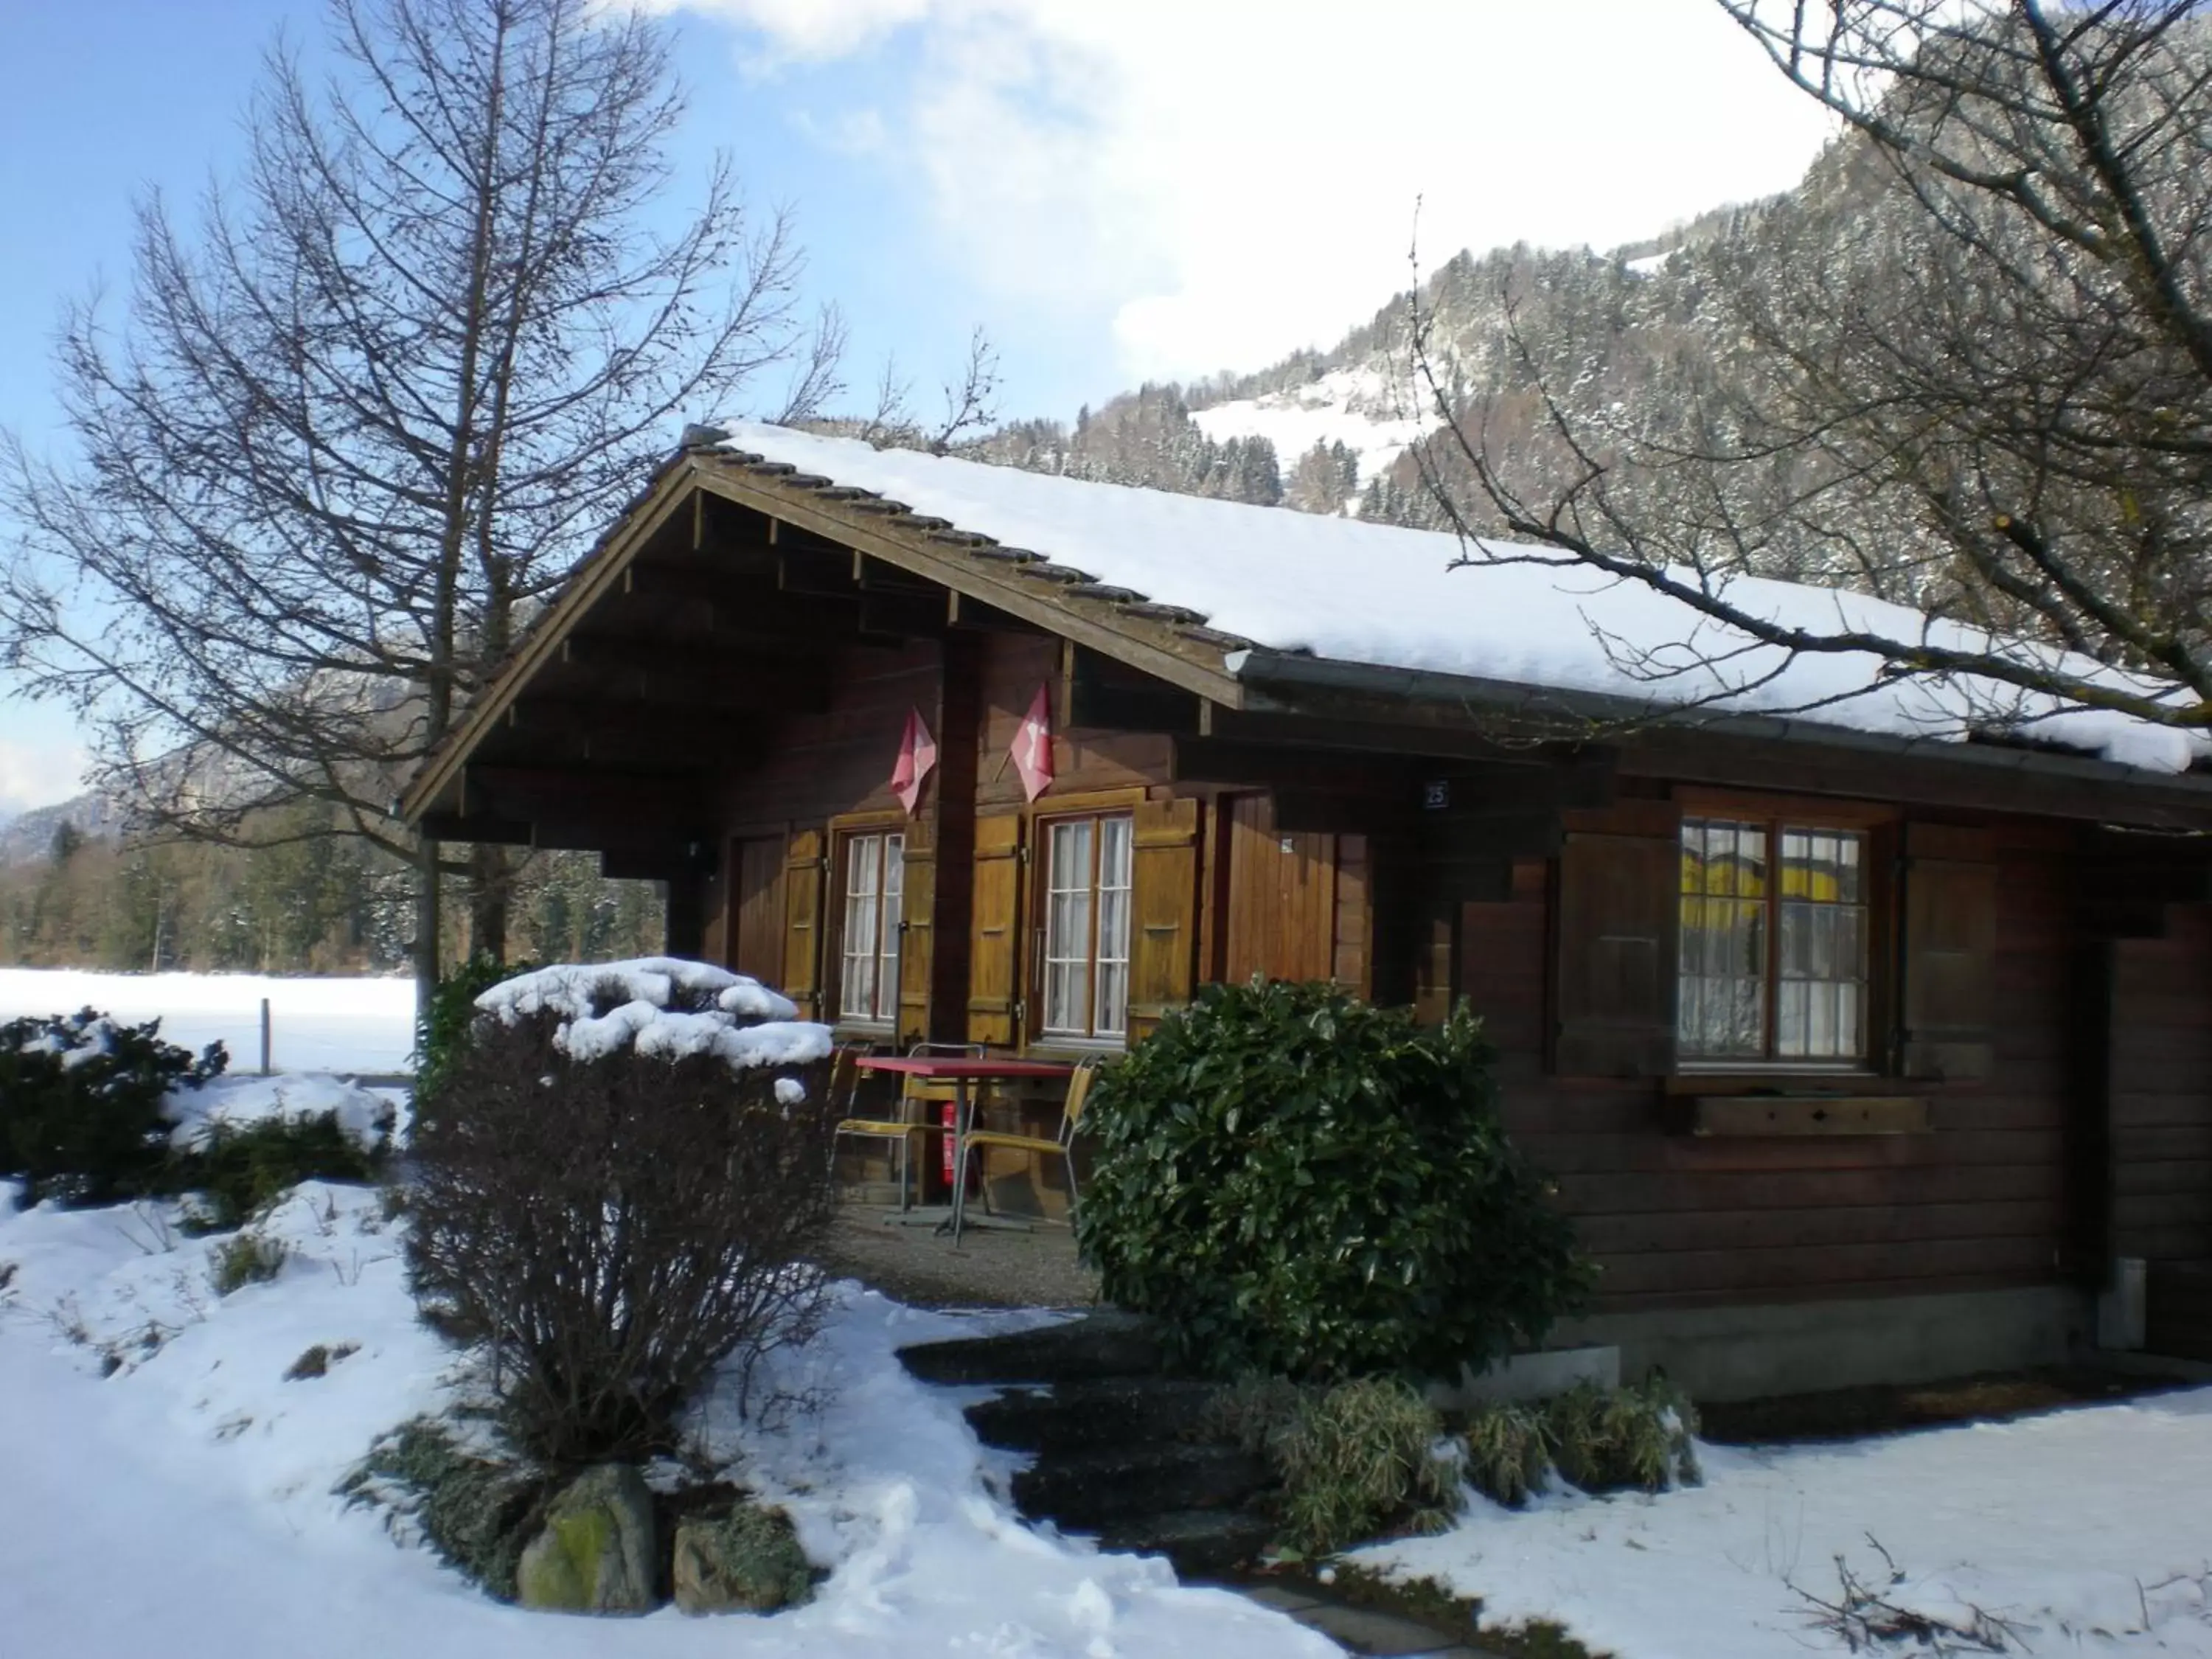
[0,792,122,867]
[953,138,1901,597]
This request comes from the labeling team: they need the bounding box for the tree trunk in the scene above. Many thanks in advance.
[470,841,510,964]
[414,834,443,1029]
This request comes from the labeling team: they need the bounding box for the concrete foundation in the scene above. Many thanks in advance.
[1550,1284,2094,1402]
[1431,1344,1620,1411]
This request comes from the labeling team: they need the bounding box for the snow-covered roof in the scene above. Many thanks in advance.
[714,422,2205,776]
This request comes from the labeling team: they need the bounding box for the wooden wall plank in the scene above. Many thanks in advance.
[1450,824,2109,1313]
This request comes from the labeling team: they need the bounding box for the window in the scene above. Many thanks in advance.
[1040,813,1133,1040]
[837,831,903,1026]
[1679,816,1868,1064]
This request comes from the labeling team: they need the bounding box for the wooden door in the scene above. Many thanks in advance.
[1223,793,1338,985]
[782,828,827,1020]
[728,836,786,985]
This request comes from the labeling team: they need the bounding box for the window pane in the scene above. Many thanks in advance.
[1679,818,1769,1057]
[1095,816,1133,1035]
[877,835,905,1023]
[841,835,882,1020]
[1775,824,1868,1061]
[1043,820,1095,1034]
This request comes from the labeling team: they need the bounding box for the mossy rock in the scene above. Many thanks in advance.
[515,1464,657,1614]
[672,1500,812,1615]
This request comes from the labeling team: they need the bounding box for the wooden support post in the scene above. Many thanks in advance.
[665,873,707,959]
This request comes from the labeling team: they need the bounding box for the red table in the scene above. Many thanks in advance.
[849,1055,1076,1239]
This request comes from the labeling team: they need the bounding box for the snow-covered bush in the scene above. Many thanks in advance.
[403,958,835,1462]
[211,1227,288,1294]
[1459,1377,1701,1507]
[1077,981,1590,1382]
[0,1008,226,1205]
[190,1114,383,1229]
[1541,1377,1700,1495]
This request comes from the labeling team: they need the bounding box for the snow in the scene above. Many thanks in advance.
[0,1180,1337,1659]
[1188,364,1435,492]
[0,969,415,1075]
[715,423,2210,775]
[1357,1404,2212,1657]
[476,957,830,1075]
[164,1072,398,1153]
[478,957,797,1026]
[15,1012,117,1068]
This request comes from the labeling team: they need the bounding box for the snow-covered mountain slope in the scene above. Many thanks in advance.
[1187,365,1434,498]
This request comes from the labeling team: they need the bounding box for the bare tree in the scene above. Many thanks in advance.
[852,324,1004,455]
[0,0,840,1001]
[1410,1,2212,733]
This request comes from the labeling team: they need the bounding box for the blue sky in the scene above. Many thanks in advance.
[0,0,1837,814]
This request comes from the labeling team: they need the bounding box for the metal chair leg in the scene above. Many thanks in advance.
[950,1140,970,1248]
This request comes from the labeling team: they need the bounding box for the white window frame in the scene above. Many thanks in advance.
[1038,812,1134,1043]
[837,830,904,1028]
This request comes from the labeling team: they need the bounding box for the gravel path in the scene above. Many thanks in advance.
[815,1209,1102,1310]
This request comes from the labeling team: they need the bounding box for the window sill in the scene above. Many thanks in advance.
[1664,1068,1881,1093]
[1026,1036,1127,1060]
[1677,1093,1931,1138]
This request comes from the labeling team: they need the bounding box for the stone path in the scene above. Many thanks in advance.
[894,1311,1505,1657]
[1230,1580,1498,1658]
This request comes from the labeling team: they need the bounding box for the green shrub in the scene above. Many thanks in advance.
[1276,1377,1458,1552]
[0,1009,226,1206]
[212,1229,288,1294]
[413,956,535,1105]
[1460,1400,1554,1507]
[1542,1377,1700,1494]
[1455,1378,1700,1506]
[339,1418,552,1599]
[1076,981,1590,1382]
[189,1114,380,1228]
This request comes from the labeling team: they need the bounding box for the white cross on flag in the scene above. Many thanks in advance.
[890,706,937,815]
[1010,683,1054,802]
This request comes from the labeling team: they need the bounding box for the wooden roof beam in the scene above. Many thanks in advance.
[463,762,709,824]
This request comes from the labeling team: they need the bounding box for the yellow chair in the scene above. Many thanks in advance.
[950,1059,1099,1245]
[830,1049,928,1210]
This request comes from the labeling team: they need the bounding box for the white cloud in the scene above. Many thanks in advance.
[670,0,933,62]
[0,731,88,818]
[668,0,1840,382]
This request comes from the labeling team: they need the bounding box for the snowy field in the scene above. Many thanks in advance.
[0,1178,1334,1659]
[1359,1401,2212,1657]
[0,968,416,1074]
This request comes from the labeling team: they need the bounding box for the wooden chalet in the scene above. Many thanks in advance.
[403,423,2212,1400]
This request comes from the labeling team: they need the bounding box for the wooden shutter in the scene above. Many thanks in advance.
[1554,808,1679,1077]
[731,837,786,982]
[897,824,935,1046]
[1901,823,1997,1080]
[967,813,1025,1046]
[1129,797,1201,1044]
[782,827,827,1022]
